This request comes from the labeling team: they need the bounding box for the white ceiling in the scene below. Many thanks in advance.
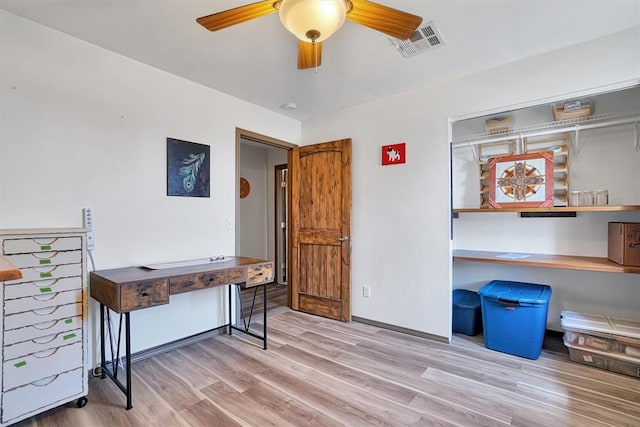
[1,1,639,121]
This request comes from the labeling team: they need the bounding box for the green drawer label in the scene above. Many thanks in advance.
[64,318,73,324]
[39,287,52,293]
[40,272,53,279]
[14,361,27,368]
[63,333,77,340]
[39,259,52,265]
[40,245,52,251]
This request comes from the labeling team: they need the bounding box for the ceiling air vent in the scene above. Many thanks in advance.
[390,21,445,58]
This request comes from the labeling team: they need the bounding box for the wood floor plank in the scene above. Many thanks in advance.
[200,380,295,426]
[12,307,640,426]
[275,343,418,405]
[416,369,514,424]
[515,381,640,426]
[257,367,424,426]
[407,393,511,427]
[178,399,243,427]
[241,378,340,426]
[133,358,204,412]
[175,339,264,393]
[154,348,221,390]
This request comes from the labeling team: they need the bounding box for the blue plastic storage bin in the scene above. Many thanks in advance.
[452,289,482,336]
[478,280,552,360]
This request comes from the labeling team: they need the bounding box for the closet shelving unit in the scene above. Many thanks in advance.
[452,108,640,275]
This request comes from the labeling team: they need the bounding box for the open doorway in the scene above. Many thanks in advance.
[236,128,294,313]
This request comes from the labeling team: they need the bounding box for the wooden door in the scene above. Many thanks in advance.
[289,139,352,321]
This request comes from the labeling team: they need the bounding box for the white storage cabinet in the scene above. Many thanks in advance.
[0,228,88,425]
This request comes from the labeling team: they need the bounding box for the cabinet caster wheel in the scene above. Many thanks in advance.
[76,396,88,408]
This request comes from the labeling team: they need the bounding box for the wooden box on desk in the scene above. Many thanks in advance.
[608,222,640,266]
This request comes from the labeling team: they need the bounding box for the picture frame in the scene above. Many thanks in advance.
[381,142,406,165]
[167,138,210,197]
[488,152,554,208]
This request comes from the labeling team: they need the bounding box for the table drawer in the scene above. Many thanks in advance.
[4,328,82,361]
[4,263,82,285]
[6,250,81,269]
[4,316,82,346]
[4,341,83,390]
[120,279,169,312]
[1,367,84,424]
[171,268,246,294]
[4,303,82,331]
[4,276,82,300]
[5,290,82,316]
[3,237,82,255]
[246,263,273,287]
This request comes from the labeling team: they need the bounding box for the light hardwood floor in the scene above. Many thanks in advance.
[13,305,640,427]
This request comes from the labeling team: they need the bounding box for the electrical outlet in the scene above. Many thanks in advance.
[83,208,95,250]
[363,286,371,298]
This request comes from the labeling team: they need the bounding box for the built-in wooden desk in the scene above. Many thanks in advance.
[90,257,274,409]
[0,256,22,281]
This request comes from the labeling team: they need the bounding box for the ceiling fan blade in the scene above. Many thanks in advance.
[196,1,278,32]
[347,0,423,40]
[298,41,323,69]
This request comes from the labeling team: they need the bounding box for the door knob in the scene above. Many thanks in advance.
[338,236,349,242]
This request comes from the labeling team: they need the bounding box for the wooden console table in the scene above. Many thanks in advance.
[89,256,273,409]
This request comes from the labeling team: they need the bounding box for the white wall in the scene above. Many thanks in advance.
[0,10,300,367]
[302,27,640,339]
[238,142,287,263]
[239,144,269,259]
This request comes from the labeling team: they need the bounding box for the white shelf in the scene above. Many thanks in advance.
[451,111,640,148]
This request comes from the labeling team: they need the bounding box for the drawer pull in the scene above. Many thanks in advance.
[34,238,58,245]
[34,348,58,358]
[40,272,53,279]
[64,318,73,324]
[39,259,52,265]
[63,333,77,340]
[33,320,57,330]
[32,334,57,344]
[32,374,59,387]
[33,293,57,301]
[14,361,27,368]
[39,287,53,293]
[33,306,58,316]
[40,245,52,251]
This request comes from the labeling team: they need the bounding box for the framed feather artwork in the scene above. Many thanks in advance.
[167,138,210,197]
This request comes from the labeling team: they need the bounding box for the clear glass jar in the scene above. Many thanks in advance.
[596,189,609,206]
[582,190,595,206]
[569,191,582,207]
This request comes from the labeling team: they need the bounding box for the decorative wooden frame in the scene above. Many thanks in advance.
[488,152,554,208]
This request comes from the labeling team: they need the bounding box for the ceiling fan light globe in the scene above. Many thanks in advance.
[279,0,347,43]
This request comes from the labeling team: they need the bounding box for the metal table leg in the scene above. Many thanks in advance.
[229,283,268,349]
[99,307,132,410]
[263,282,268,350]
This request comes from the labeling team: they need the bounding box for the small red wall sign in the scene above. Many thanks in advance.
[381,143,406,166]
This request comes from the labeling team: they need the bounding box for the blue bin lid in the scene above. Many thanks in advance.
[453,289,481,308]
[479,280,551,304]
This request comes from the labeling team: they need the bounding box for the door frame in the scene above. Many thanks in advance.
[235,128,296,305]
[274,163,288,288]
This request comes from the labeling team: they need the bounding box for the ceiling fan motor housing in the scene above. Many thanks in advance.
[278,0,348,42]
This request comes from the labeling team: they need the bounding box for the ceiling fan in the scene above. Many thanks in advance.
[196,0,422,69]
